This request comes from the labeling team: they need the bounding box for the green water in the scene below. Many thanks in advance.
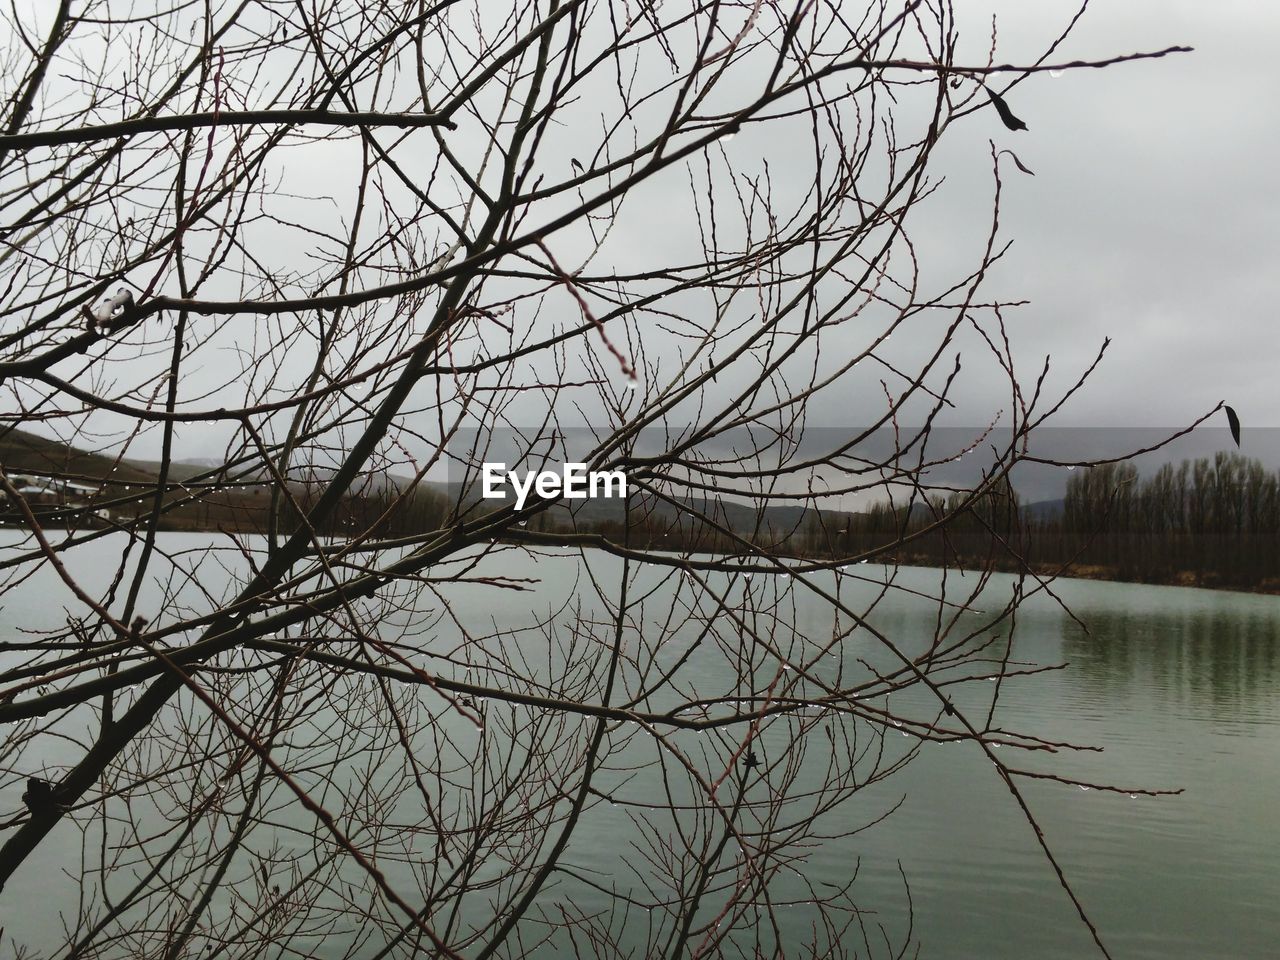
[2,533,1278,957]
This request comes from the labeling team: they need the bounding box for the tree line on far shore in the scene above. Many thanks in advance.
[8,449,1275,592]
[799,451,1280,591]
[590,452,1280,593]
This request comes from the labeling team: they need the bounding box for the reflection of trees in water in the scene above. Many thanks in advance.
[1062,603,1280,711]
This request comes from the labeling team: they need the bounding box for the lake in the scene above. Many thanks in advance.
[2,531,1278,957]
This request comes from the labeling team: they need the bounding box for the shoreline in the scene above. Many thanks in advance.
[4,521,1278,598]
[891,554,1280,598]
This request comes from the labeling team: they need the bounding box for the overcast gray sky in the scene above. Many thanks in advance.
[423,0,1280,504]
[905,0,1279,429]
[528,0,1280,434]
[28,1,1272,466]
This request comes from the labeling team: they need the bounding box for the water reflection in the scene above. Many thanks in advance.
[1062,588,1280,719]
[4,533,1280,960]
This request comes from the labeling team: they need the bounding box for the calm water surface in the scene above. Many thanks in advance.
[1,532,1278,957]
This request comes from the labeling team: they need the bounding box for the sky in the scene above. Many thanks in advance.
[537,0,1280,446]
[464,0,1280,500]
[903,0,1280,430]
[429,0,1280,503]
[11,1,1277,473]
